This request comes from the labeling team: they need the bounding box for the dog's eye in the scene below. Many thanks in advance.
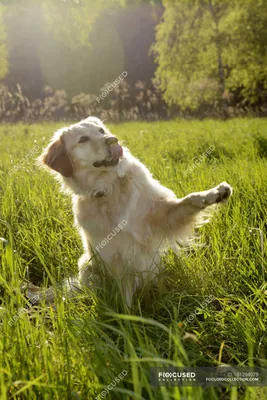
[99,128,105,134]
[79,136,89,143]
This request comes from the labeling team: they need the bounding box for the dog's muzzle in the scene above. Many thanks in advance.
[93,137,123,168]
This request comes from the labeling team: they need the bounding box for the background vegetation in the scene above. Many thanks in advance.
[0,0,267,120]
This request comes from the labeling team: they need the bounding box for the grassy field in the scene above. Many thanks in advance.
[0,118,267,400]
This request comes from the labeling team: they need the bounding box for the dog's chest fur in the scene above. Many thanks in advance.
[73,175,131,235]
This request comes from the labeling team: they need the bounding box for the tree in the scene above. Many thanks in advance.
[0,3,8,79]
[153,0,267,110]
[222,0,267,105]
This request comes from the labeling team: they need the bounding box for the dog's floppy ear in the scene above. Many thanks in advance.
[41,136,73,177]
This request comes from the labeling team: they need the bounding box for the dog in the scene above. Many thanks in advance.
[33,116,232,307]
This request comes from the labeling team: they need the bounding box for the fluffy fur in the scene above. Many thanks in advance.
[37,116,232,306]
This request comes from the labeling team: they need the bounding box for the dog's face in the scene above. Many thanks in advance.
[40,117,123,177]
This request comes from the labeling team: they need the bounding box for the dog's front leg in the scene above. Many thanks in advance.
[78,254,136,308]
[159,182,232,229]
[179,181,232,211]
[78,253,95,285]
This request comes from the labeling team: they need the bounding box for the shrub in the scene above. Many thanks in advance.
[0,80,173,123]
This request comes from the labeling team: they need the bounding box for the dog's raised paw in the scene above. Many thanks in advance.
[215,182,233,203]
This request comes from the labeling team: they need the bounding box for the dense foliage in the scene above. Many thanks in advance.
[154,0,267,111]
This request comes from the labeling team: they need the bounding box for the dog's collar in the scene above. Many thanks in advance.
[93,159,119,168]
[83,188,107,198]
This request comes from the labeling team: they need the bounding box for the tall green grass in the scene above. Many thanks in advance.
[0,118,267,399]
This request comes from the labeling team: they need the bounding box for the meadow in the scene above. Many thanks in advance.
[0,118,267,400]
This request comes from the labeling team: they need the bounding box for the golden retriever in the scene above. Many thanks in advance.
[35,116,232,307]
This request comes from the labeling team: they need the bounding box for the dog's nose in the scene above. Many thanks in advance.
[105,137,118,146]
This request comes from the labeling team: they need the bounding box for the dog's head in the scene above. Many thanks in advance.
[39,117,123,177]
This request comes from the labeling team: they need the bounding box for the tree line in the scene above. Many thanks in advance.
[0,0,266,119]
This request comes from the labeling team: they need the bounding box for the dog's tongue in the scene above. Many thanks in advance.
[110,144,123,160]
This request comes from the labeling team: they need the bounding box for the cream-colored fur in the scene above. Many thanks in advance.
[37,116,232,307]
